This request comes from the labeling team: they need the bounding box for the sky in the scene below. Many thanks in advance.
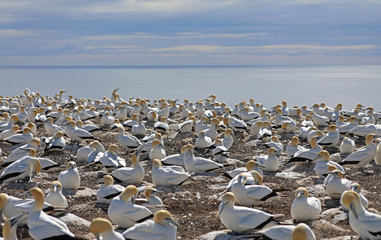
[1,0,381,66]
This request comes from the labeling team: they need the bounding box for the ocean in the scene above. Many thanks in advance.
[1,65,381,110]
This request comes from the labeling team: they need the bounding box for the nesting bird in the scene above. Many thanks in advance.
[291,187,321,223]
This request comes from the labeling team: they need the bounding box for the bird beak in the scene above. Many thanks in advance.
[53,185,58,192]
[131,195,136,204]
[350,203,358,219]
[167,217,180,228]
[95,233,101,240]
[218,202,227,217]
[9,213,27,227]
[151,189,165,196]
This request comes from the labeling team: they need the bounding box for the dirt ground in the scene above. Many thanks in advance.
[0,112,380,240]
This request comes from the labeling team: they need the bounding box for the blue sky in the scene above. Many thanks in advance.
[1,0,381,66]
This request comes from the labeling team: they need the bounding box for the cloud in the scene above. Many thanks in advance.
[0,29,31,38]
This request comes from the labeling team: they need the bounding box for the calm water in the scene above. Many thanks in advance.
[1,65,381,110]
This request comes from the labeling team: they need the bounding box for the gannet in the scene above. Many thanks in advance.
[264,136,283,152]
[58,161,81,191]
[0,125,19,141]
[224,160,264,180]
[154,116,169,133]
[26,187,78,239]
[2,219,18,240]
[338,116,358,134]
[183,145,223,172]
[318,125,339,147]
[349,124,381,137]
[281,121,297,133]
[289,136,322,163]
[76,120,101,133]
[291,187,321,223]
[149,139,166,161]
[339,134,377,169]
[123,114,139,128]
[1,138,40,168]
[97,174,124,204]
[223,116,247,132]
[177,116,195,134]
[340,137,356,154]
[95,144,126,169]
[310,112,329,127]
[4,127,33,145]
[341,191,381,239]
[118,126,142,151]
[257,147,280,172]
[90,218,124,240]
[286,136,305,158]
[218,192,277,233]
[76,144,92,162]
[0,115,18,132]
[222,129,234,149]
[341,183,368,209]
[307,129,323,144]
[161,145,186,167]
[44,130,66,152]
[314,150,345,177]
[325,170,351,199]
[195,130,213,149]
[151,159,190,186]
[0,157,41,185]
[195,117,210,133]
[250,121,263,138]
[335,115,346,128]
[110,154,144,184]
[230,172,280,207]
[63,120,98,143]
[257,223,316,240]
[205,118,219,141]
[136,188,165,213]
[87,140,106,163]
[122,210,179,240]
[108,185,153,229]
[274,108,294,126]
[213,139,229,163]
[133,119,147,136]
[45,181,68,208]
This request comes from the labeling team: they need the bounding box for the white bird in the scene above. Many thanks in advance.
[118,126,141,151]
[110,154,144,184]
[195,117,210,134]
[4,127,33,145]
[264,136,283,152]
[132,119,148,136]
[318,125,340,147]
[222,128,234,149]
[45,181,68,208]
[58,161,81,191]
[291,187,321,223]
[0,157,41,185]
[223,116,247,132]
[44,130,66,152]
[154,116,169,133]
[286,136,305,158]
[0,125,19,141]
[122,210,179,240]
[341,183,368,209]
[149,139,166,161]
[258,223,316,240]
[26,187,77,239]
[289,136,322,164]
[314,150,345,178]
[1,219,19,240]
[340,137,356,154]
[195,130,213,149]
[97,174,124,204]
[90,218,124,240]
[339,133,377,169]
[205,118,220,141]
[376,139,381,165]
[123,114,139,128]
[76,144,92,163]
[44,117,64,136]
[151,159,190,186]
[95,144,126,169]
[63,120,98,143]
[1,138,40,168]
[341,190,381,240]
[183,144,223,172]
[224,160,264,180]
[218,192,278,233]
[136,188,165,213]
[101,111,115,128]
[257,147,280,172]
[161,145,186,167]
[177,116,195,134]
[87,140,106,163]
[310,112,329,127]
[213,139,229,163]
[325,170,351,199]
[108,185,153,229]
[338,116,358,134]
[230,172,280,207]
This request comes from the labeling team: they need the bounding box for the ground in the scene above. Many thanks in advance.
[0,114,380,240]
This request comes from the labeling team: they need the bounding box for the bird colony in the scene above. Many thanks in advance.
[0,89,381,240]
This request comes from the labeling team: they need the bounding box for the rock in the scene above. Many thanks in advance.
[59,213,93,239]
[313,220,350,237]
[74,187,97,197]
[321,208,348,223]
[323,197,341,208]
[275,171,305,179]
[199,230,259,240]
